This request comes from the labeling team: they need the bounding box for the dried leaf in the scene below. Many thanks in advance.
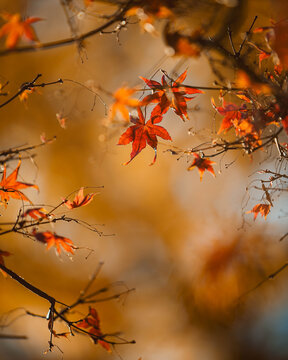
[246,203,271,220]
[63,188,96,209]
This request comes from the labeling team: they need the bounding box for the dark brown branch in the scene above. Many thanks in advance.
[0,334,28,340]
[0,2,132,57]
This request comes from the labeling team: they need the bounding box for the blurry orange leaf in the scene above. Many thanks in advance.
[0,160,38,207]
[141,70,203,121]
[0,250,11,277]
[56,113,67,129]
[118,107,171,165]
[187,153,215,181]
[22,207,48,220]
[0,13,42,49]
[236,70,271,94]
[247,203,271,220]
[164,29,202,57]
[63,188,96,209]
[32,230,75,255]
[19,88,35,105]
[77,307,111,352]
[109,87,140,122]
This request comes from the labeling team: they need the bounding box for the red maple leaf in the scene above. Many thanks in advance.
[211,98,248,134]
[0,160,38,207]
[0,12,42,49]
[247,203,271,220]
[63,188,97,209]
[140,70,203,121]
[32,230,75,255]
[187,153,215,181]
[0,250,11,277]
[77,307,111,352]
[118,107,171,165]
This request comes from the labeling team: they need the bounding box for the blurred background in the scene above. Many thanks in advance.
[0,0,288,359]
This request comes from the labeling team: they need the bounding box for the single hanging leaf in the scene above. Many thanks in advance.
[109,86,140,122]
[246,203,271,220]
[140,70,203,121]
[32,230,75,255]
[118,107,171,165]
[0,160,38,207]
[187,153,215,181]
[0,250,11,277]
[77,307,111,352]
[0,12,42,49]
[63,187,97,209]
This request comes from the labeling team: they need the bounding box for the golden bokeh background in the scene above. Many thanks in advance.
[1,1,288,359]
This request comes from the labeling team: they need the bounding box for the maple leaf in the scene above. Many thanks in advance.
[164,28,202,57]
[140,70,203,121]
[187,153,215,181]
[0,250,11,277]
[246,203,271,220]
[109,87,140,122]
[22,207,48,220]
[56,113,67,129]
[32,230,75,255]
[0,13,42,49]
[0,160,38,207]
[63,188,97,209]
[118,107,171,165]
[211,98,247,134]
[77,307,111,352]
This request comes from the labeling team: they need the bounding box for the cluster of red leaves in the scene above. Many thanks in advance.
[0,12,41,49]
[0,160,38,207]
[77,307,111,352]
[117,70,209,177]
[32,230,75,255]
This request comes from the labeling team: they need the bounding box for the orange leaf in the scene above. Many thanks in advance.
[0,250,11,277]
[77,307,111,352]
[63,188,96,209]
[32,230,75,255]
[141,70,203,121]
[246,203,271,220]
[0,160,38,207]
[211,98,247,134]
[109,87,140,122]
[187,153,215,181]
[0,13,42,49]
[22,207,48,220]
[118,107,171,165]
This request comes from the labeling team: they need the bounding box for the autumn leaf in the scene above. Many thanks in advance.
[77,307,111,352]
[164,28,202,57]
[63,188,97,209]
[126,1,173,35]
[0,13,42,49]
[22,207,48,220]
[0,250,11,277]
[56,113,67,129]
[32,230,75,255]
[0,160,38,207]
[211,98,247,134]
[187,153,215,181]
[246,203,271,220]
[118,107,171,165]
[140,70,203,121]
[281,115,288,136]
[109,87,140,122]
